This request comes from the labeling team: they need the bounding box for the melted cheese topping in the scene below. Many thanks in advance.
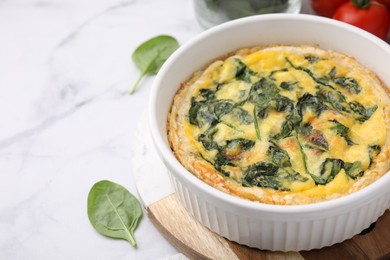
[168,45,390,205]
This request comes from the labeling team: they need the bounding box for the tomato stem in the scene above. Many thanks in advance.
[351,0,371,8]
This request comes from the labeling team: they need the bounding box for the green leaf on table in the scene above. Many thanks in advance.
[87,180,143,247]
[130,35,179,94]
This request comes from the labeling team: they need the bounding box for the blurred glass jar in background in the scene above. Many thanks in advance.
[194,0,302,29]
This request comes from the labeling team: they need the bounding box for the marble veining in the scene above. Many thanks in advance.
[0,0,199,259]
[0,0,388,259]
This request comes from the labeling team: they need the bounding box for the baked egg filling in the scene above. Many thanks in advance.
[168,46,390,204]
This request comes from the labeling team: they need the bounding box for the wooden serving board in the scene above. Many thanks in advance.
[147,194,390,260]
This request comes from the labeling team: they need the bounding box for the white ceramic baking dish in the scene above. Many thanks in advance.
[149,14,390,251]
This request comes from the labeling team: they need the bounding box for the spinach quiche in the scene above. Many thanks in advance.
[167,45,390,205]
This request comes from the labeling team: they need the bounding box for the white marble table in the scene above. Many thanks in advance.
[0,0,388,259]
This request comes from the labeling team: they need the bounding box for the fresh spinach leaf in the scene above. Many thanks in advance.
[218,0,289,20]
[131,35,179,94]
[205,0,220,10]
[222,0,256,19]
[87,180,143,247]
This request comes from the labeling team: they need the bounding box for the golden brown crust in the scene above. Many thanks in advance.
[167,45,390,205]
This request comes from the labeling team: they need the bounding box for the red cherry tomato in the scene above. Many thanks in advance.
[333,1,390,39]
[376,0,390,11]
[311,0,349,17]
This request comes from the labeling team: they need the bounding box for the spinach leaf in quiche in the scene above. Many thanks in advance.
[368,145,381,167]
[311,158,344,185]
[296,122,313,136]
[214,100,234,118]
[304,55,320,64]
[349,101,378,122]
[248,77,279,104]
[271,119,295,140]
[280,81,298,91]
[248,78,282,140]
[286,57,334,88]
[267,141,292,168]
[235,58,257,83]
[271,94,330,152]
[344,161,364,179]
[301,129,329,152]
[271,105,300,140]
[249,79,295,138]
[275,95,295,113]
[253,106,261,140]
[329,120,355,145]
[232,107,253,125]
[198,126,220,151]
[269,68,288,81]
[334,77,361,94]
[328,67,361,94]
[207,139,255,177]
[242,161,307,191]
[189,98,203,126]
[242,162,287,190]
[189,88,252,129]
[199,88,216,101]
[226,138,255,153]
[214,153,235,177]
[317,90,349,112]
[297,93,328,117]
[189,99,220,127]
[197,103,219,127]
